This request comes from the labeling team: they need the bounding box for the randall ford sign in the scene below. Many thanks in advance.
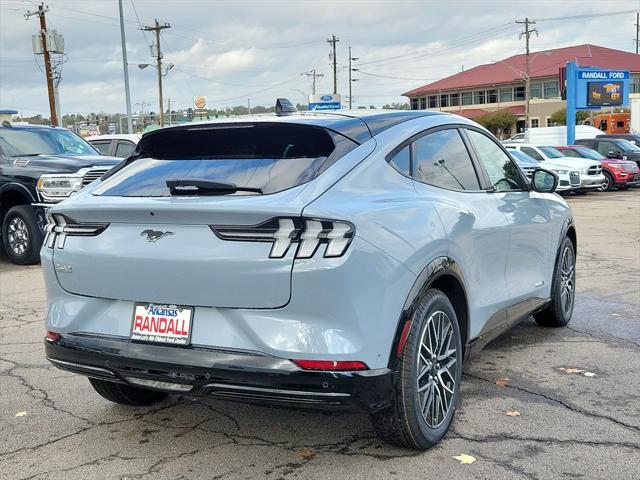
[578,71,630,80]
[309,94,341,110]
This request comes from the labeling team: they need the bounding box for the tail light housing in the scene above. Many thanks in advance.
[44,213,109,249]
[210,217,354,259]
[292,359,368,371]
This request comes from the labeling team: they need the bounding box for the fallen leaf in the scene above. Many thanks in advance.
[611,313,621,317]
[583,372,597,377]
[295,448,316,459]
[453,454,477,465]
[505,410,521,417]
[15,411,28,417]
[558,368,585,374]
[495,377,509,387]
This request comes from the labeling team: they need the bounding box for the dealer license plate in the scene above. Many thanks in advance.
[131,303,193,346]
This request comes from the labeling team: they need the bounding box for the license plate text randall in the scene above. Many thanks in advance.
[131,304,193,345]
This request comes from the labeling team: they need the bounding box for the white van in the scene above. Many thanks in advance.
[524,126,602,146]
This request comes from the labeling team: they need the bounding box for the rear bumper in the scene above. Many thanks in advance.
[45,334,395,412]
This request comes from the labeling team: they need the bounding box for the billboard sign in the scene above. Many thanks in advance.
[587,81,624,107]
[193,96,208,116]
[309,94,341,110]
[575,68,629,110]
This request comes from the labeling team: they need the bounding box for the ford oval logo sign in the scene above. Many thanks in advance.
[320,95,333,101]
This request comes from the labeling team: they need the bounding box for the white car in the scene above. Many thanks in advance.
[86,134,141,158]
[503,143,604,191]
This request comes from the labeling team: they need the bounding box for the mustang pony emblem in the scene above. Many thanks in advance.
[140,229,174,242]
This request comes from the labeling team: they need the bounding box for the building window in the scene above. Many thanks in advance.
[499,87,513,102]
[632,74,640,94]
[514,86,525,101]
[428,95,438,108]
[530,82,542,99]
[543,81,559,99]
[419,97,427,109]
[462,92,473,105]
[440,94,449,107]
[410,98,419,110]
[531,118,540,128]
[546,116,552,127]
[487,89,497,103]
[450,93,460,106]
[474,90,486,105]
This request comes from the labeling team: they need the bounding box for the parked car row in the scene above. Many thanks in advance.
[503,135,640,193]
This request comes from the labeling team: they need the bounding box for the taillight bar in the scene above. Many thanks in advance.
[44,213,109,249]
[210,217,354,259]
[292,359,369,371]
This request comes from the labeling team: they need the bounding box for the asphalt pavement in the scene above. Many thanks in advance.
[0,189,638,480]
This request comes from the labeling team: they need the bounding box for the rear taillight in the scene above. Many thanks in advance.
[292,359,368,371]
[210,217,354,259]
[44,214,109,249]
[45,331,60,342]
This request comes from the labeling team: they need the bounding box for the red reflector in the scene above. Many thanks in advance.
[397,320,412,356]
[292,359,368,371]
[46,331,60,341]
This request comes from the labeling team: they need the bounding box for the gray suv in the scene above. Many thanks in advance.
[42,110,576,449]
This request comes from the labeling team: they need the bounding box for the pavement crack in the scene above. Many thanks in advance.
[463,372,640,434]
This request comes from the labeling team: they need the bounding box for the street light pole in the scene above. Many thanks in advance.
[118,0,133,133]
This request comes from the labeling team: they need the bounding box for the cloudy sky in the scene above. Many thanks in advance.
[0,0,638,117]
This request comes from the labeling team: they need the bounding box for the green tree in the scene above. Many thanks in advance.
[382,102,410,110]
[549,108,590,126]
[476,111,517,139]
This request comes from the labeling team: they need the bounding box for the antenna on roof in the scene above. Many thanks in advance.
[275,98,298,117]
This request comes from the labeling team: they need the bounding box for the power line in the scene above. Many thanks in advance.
[536,9,639,22]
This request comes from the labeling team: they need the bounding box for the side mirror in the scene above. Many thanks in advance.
[608,150,622,158]
[531,168,558,193]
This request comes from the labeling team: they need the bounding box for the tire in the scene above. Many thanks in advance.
[89,378,169,406]
[534,236,576,327]
[598,171,614,192]
[370,288,462,449]
[1,205,43,265]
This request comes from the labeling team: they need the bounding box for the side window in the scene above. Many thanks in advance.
[115,141,136,158]
[91,141,111,155]
[521,147,544,161]
[466,130,524,191]
[388,145,410,176]
[412,129,479,190]
[597,142,615,156]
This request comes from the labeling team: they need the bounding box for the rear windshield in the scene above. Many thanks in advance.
[94,123,356,196]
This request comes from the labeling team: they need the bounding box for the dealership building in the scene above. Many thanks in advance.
[403,44,640,134]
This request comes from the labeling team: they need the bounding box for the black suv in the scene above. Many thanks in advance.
[596,134,640,148]
[0,123,121,264]
[575,137,640,169]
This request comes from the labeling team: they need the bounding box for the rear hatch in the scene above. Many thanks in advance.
[50,121,360,308]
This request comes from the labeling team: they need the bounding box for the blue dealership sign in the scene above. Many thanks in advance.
[309,93,342,110]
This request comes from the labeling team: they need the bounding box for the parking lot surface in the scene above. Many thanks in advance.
[1,190,639,480]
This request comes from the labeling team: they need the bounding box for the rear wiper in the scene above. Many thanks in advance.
[166,179,262,196]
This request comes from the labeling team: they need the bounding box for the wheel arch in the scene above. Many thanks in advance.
[388,256,470,369]
[0,184,35,224]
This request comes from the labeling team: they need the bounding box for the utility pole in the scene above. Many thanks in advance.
[118,0,133,133]
[25,3,57,126]
[635,12,639,54]
[142,19,171,127]
[348,47,359,109]
[516,17,537,131]
[166,98,171,126]
[247,98,252,114]
[301,69,324,95]
[327,34,339,94]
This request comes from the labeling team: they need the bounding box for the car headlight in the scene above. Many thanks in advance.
[37,174,84,202]
[622,155,628,161]
[551,169,568,175]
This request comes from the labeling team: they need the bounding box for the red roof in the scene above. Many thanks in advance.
[404,44,640,97]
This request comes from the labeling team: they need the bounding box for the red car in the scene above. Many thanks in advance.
[555,145,640,191]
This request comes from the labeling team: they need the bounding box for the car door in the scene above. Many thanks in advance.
[463,127,554,308]
[408,126,513,336]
